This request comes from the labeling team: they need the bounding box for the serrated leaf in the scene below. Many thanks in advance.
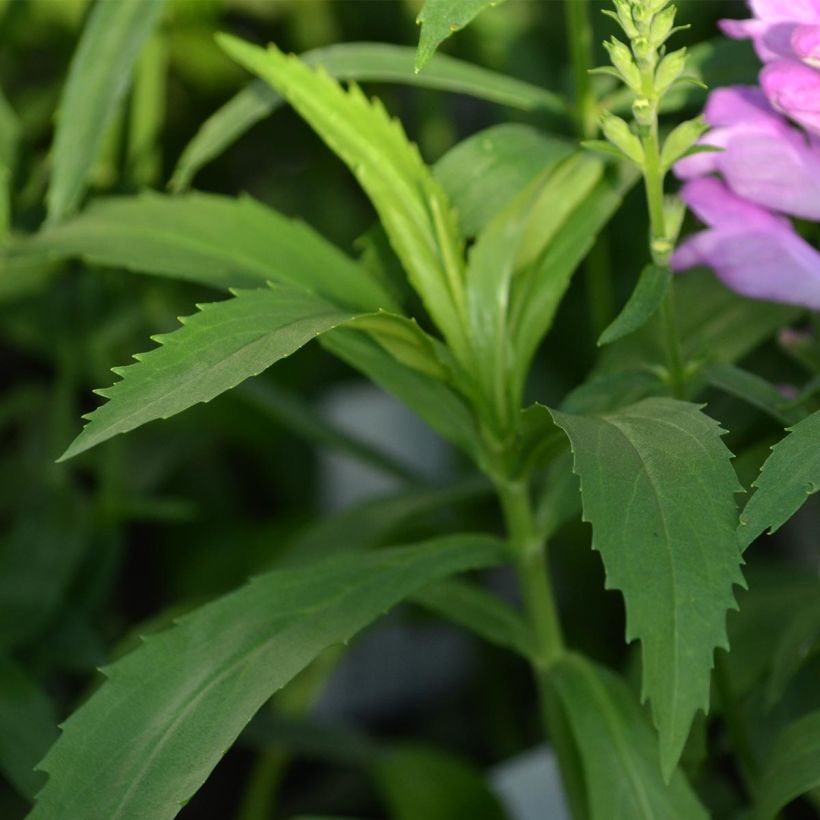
[60,285,359,461]
[412,578,534,659]
[598,265,671,347]
[47,0,166,223]
[0,661,57,799]
[13,192,394,312]
[754,708,820,820]
[551,654,708,820]
[29,535,504,820]
[551,398,745,778]
[374,743,506,820]
[170,44,564,192]
[416,0,508,71]
[739,410,820,551]
[218,35,469,360]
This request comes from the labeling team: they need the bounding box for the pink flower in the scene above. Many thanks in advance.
[671,178,820,309]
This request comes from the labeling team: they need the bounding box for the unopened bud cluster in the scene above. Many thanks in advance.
[589,1,706,174]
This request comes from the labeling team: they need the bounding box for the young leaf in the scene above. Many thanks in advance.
[416,0,508,71]
[29,535,504,820]
[0,661,57,799]
[218,35,469,361]
[374,744,506,820]
[551,398,745,778]
[598,265,671,347]
[59,285,359,461]
[550,654,708,820]
[171,44,564,192]
[47,0,166,224]
[754,708,820,820]
[412,578,535,659]
[15,192,395,311]
[738,410,820,551]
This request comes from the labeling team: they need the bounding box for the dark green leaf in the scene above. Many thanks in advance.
[739,410,820,550]
[374,744,505,820]
[551,654,708,820]
[14,192,395,311]
[767,597,820,705]
[0,661,58,799]
[171,45,563,191]
[412,578,534,658]
[416,0,508,71]
[551,399,744,777]
[754,709,820,820]
[30,535,504,820]
[60,285,359,461]
[598,265,671,347]
[47,0,166,223]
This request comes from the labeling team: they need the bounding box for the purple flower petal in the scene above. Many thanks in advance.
[761,59,820,134]
[704,86,781,128]
[678,177,785,230]
[791,23,820,67]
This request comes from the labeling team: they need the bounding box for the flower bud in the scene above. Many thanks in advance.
[632,36,653,65]
[650,4,676,46]
[660,116,708,168]
[601,113,645,165]
[632,97,654,127]
[612,0,638,38]
[604,38,643,91]
[654,47,687,95]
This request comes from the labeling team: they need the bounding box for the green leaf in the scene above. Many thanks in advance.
[170,45,564,192]
[0,661,58,799]
[433,123,574,236]
[754,709,820,820]
[14,192,395,311]
[0,84,19,173]
[533,451,582,542]
[374,744,505,820]
[767,597,820,705]
[46,0,166,223]
[738,410,820,551]
[59,285,358,461]
[415,0,508,71]
[551,398,744,777]
[598,265,671,347]
[322,328,481,461]
[30,535,503,820]
[218,35,469,360]
[702,362,806,427]
[412,578,534,658]
[551,654,708,820]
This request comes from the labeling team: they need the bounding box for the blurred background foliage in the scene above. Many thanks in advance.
[5,1,818,818]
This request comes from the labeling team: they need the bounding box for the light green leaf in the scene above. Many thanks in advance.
[14,192,395,311]
[416,0,508,71]
[59,285,358,462]
[412,578,534,658]
[170,44,564,191]
[598,265,671,347]
[30,535,504,820]
[702,362,805,427]
[754,709,820,820]
[374,744,505,820]
[551,398,744,777]
[738,410,820,551]
[218,35,469,360]
[551,654,708,820]
[47,0,166,223]
[0,660,58,799]
[433,123,574,236]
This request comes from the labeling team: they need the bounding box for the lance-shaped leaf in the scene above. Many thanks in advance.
[218,35,469,361]
[13,192,395,311]
[29,535,504,820]
[598,265,672,347]
[47,0,166,223]
[551,398,744,778]
[416,0,508,71]
[59,285,359,461]
[551,654,708,820]
[754,708,820,820]
[738,409,820,551]
[171,44,564,192]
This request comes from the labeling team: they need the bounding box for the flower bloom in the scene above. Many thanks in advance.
[671,3,820,309]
